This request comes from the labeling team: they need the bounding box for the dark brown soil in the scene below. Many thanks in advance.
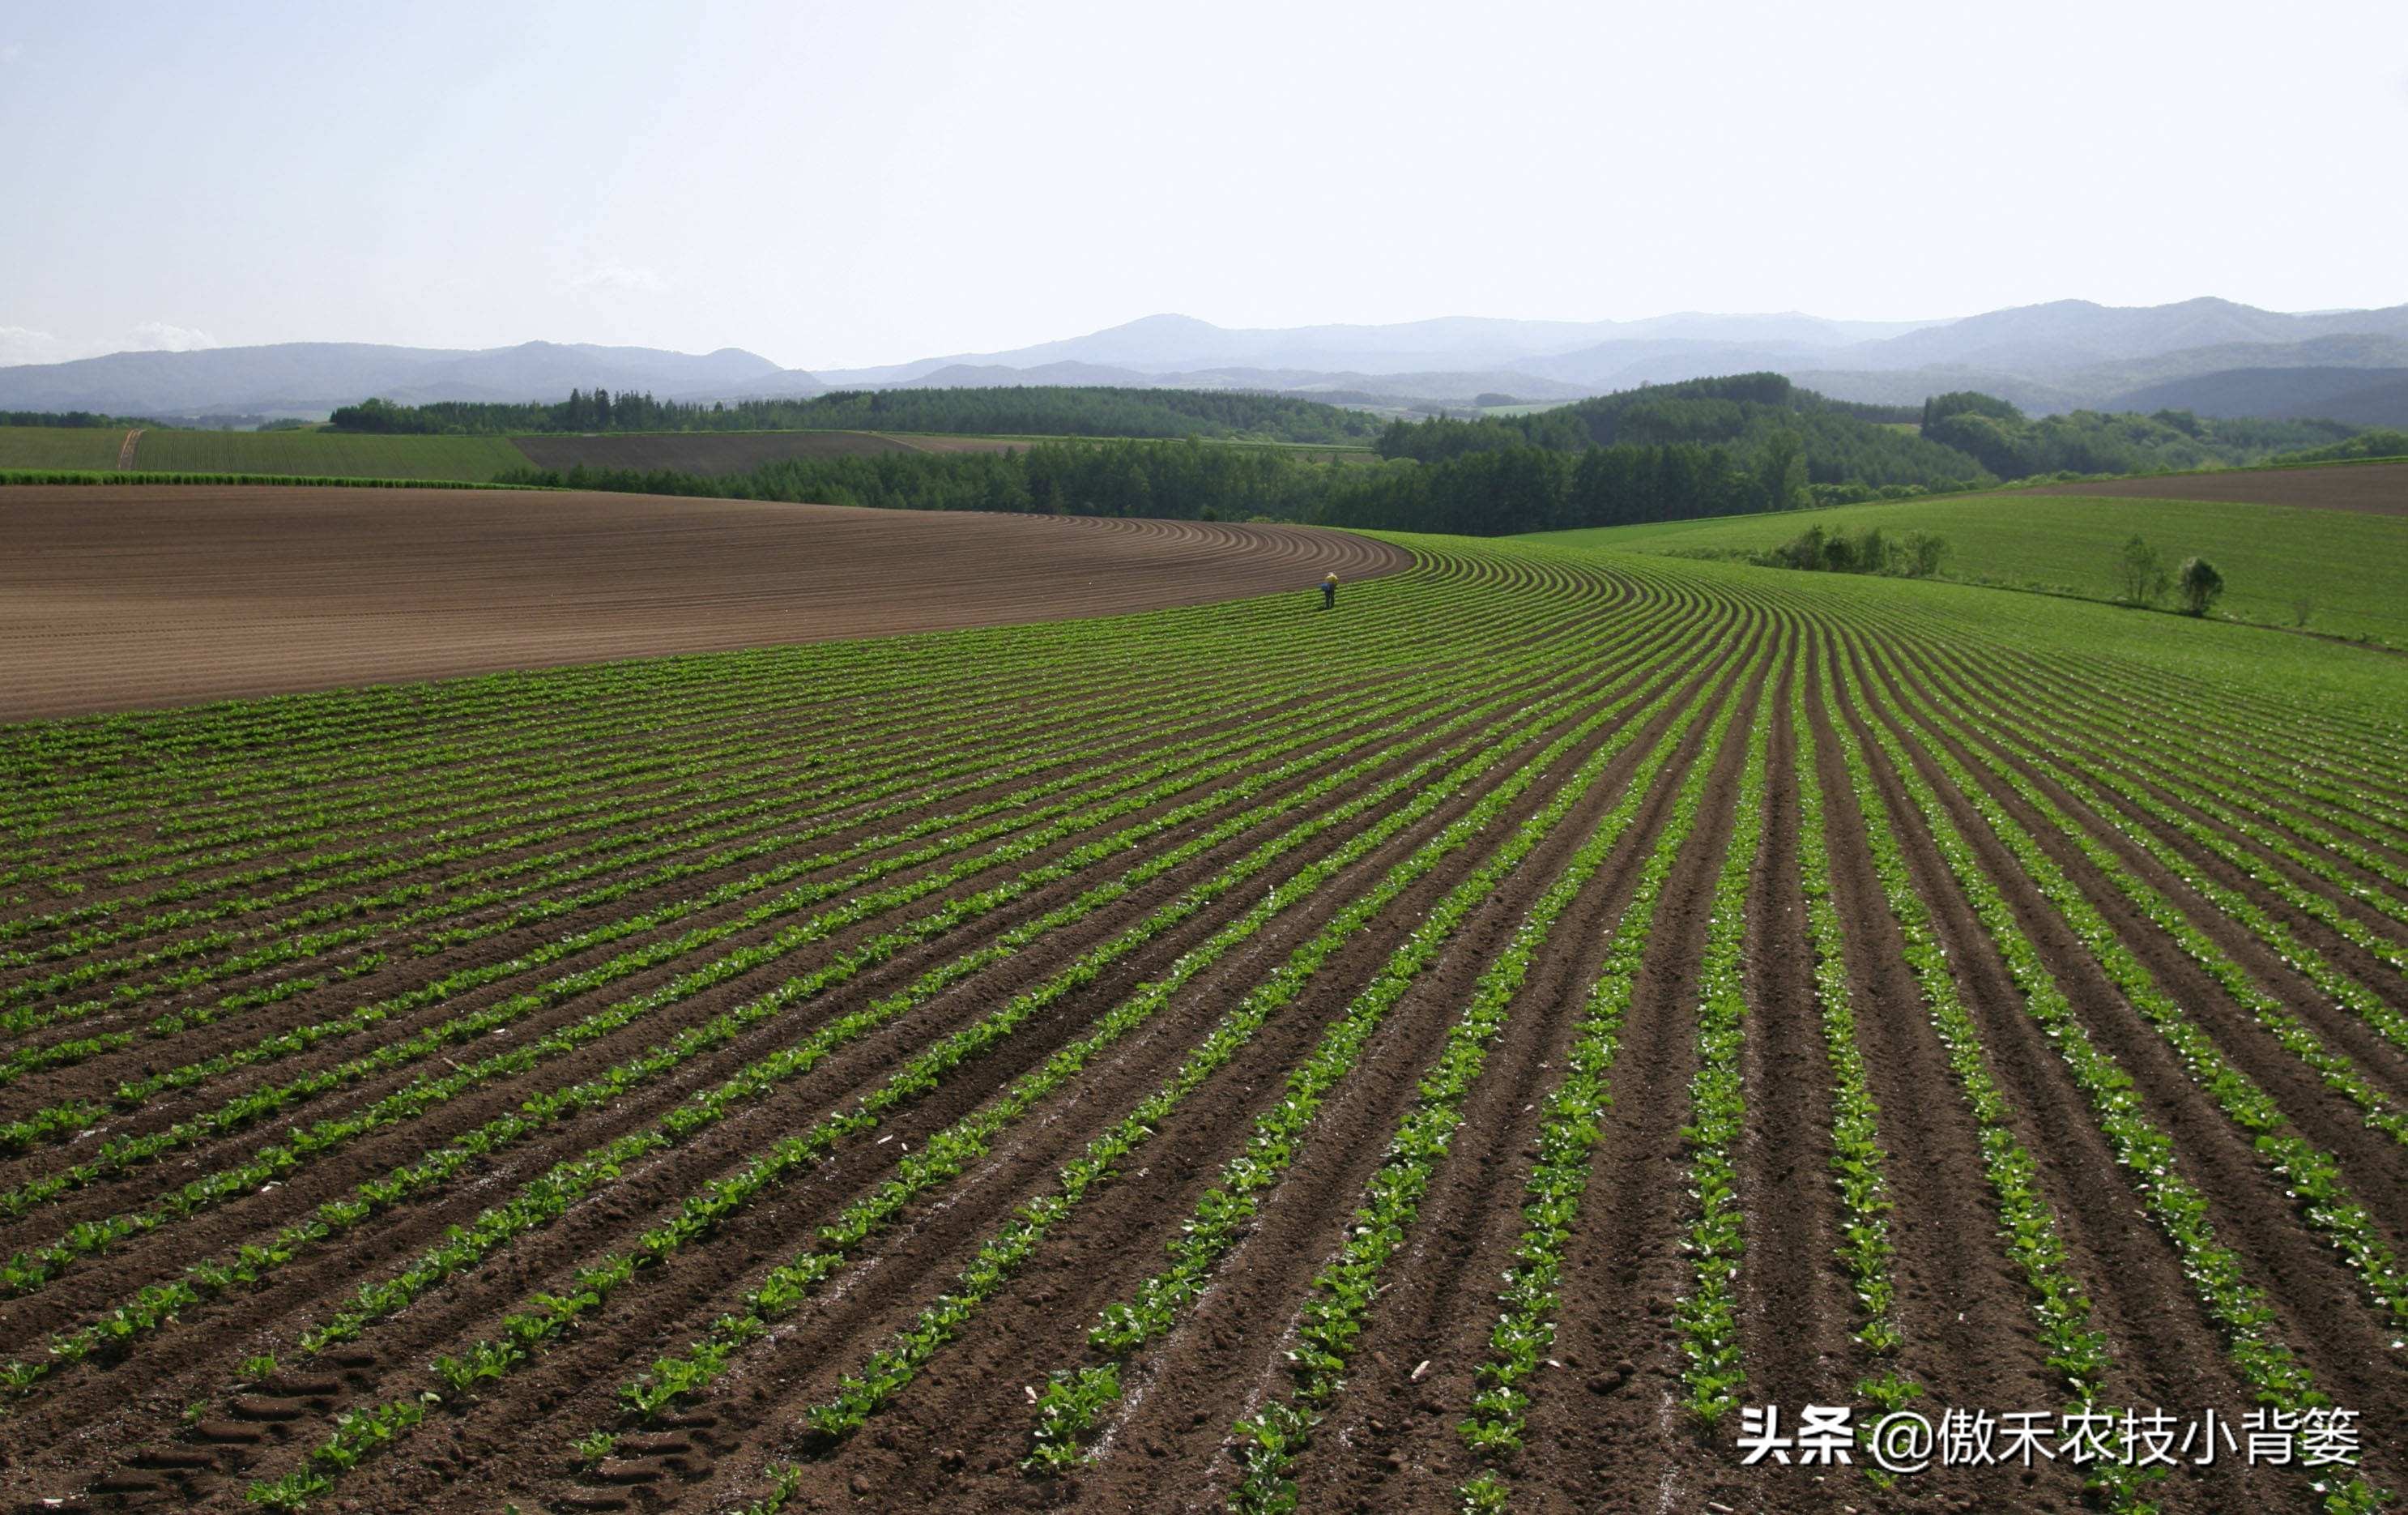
[2022,460,2408,515]
[0,487,1406,719]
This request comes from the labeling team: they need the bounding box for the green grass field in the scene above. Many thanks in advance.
[1531,491,2408,647]
[124,429,533,481]
[0,426,129,470]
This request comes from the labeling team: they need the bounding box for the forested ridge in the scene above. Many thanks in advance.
[329,387,1380,444]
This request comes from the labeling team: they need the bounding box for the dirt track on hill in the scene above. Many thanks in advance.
[0,486,1407,719]
[2024,460,2408,514]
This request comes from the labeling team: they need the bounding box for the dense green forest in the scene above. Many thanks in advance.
[499,425,1868,536]
[1374,375,1966,485]
[1916,391,2352,478]
[2235,427,2408,466]
[330,386,1380,444]
[0,410,151,428]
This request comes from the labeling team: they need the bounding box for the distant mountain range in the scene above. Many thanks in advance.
[6,297,2407,425]
[0,341,821,417]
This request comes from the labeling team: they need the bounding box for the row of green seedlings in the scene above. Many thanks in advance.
[2031,650,2408,838]
[8,561,1523,928]
[1907,630,2408,1078]
[1449,641,1772,1509]
[1821,590,2408,846]
[1860,639,2408,1329]
[1870,639,2408,1149]
[770,630,1753,1493]
[0,688,1515,1398]
[0,620,1431,1015]
[1927,640,2408,951]
[1919,643,2408,1022]
[1833,643,2387,1515]
[235,639,1668,1510]
[1016,639,1755,1483]
[0,656,1390,1090]
[1,555,1417,846]
[0,650,1599,1368]
[4,568,1571,1051]
[0,658,1468,1222]
[0,543,1508,859]
[1791,658,1916,1405]
[0,641,1281,963]
[599,639,1736,1481]
[1221,653,1763,1513]
[1664,652,1780,1434]
[7,666,1579,1403]
[1807,645,2153,1512]
[0,568,1676,1180]
[0,596,1690,1329]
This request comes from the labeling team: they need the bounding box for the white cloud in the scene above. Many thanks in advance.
[560,258,667,297]
[0,327,74,367]
[0,323,218,367]
[0,42,24,64]
[125,322,216,352]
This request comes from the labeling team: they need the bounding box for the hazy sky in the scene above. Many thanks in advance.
[6,0,2405,370]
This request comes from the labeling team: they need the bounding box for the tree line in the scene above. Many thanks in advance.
[497,425,1936,537]
[329,386,1379,444]
[1918,391,2351,478]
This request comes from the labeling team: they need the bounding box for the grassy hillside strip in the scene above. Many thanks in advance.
[232,616,1702,1509]
[1832,646,2386,1515]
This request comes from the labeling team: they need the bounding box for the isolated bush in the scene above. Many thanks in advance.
[2114,534,2169,607]
[2177,556,2224,617]
[1899,530,1948,578]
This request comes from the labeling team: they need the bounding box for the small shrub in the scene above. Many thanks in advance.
[2176,557,2224,617]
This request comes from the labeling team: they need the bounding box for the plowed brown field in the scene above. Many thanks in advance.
[2026,459,2408,514]
[0,486,1405,719]
[0,533,2400,1515]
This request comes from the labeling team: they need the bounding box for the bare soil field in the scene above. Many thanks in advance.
[507,432,918,474]
[2026,459,2408,514]
[0,485,1405,719]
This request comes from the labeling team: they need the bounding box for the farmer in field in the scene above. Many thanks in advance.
[1321,572,1339,611]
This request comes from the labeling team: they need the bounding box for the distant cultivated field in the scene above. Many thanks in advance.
[510,429,921,474]
[0,425,130,470]
[2024,459,2408,516]
[0,484,1404,718]
[126,429,531,481]
[1535,491,2408,646]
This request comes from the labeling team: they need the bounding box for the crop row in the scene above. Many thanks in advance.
[1834,642,2385,1515]
[236,619,1701,1509]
